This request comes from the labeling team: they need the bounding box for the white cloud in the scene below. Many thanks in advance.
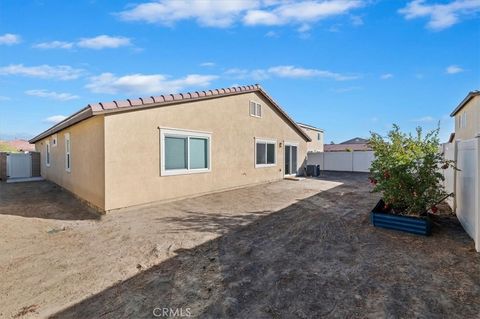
[118,0,364,28]
[44,115,67,124]
[32,35,132,50]
[350,15,364,26]
[399,0,480,30]
[269,65,358,80]
[0,33,21,45]
[0,64,84,80]
[265,30,279,37]
[0,95,11,101]
[77,35,131,49]
[297,24,311,33]
[225,65,359,81]
[33,41,74,49]
[380,73,393,80]
[200,62,215,67]
[117,0,259,27]
[86,72,218,94]
[412,115,436,122]
[243,0,364,26]
[25,89,79,101]
[332,86,361,93]
[445,65,464,74]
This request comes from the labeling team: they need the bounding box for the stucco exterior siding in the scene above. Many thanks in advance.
[301,128,324,152]
[35,116,105,210]
[104,92,307,210]
[455,95,480,141]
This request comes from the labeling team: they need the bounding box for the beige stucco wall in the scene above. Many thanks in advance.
[300,127,324,152]
[455,96,480,141]
[104,91,308,210]
[35,116,105,210]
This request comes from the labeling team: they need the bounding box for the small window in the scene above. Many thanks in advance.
[52,134,57,147]
[255,138,276,167]
[65,133,71,172]
[249,101,262,118]
[317,132,321,141]
[46,140,51,167]
[161,128,211,176]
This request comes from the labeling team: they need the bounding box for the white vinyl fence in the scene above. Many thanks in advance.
[307,151,374,173]
[444,138,480,252]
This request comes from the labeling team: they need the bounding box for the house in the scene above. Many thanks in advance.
[297,123,324,152]
[324,137,371,152]
[450,90,480,140]
[29,84,311,212]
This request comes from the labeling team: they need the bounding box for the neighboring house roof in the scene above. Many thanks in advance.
[340,137,369,144]
[450,90,480,116]
[297,122,324,132]
[30,84,311,143]
[324,143,372,152]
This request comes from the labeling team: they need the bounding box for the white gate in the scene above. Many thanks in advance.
[6,153,32,179]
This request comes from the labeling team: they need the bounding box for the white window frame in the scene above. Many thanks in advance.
[160,128,212,176]
[65,133,71,172]
[46,140,51,167]
[52,134,58,147]
[255,138,276,168]
[249,101,262,118]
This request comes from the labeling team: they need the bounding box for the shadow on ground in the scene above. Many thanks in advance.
[50,173,479,318]
[0,181,100,220]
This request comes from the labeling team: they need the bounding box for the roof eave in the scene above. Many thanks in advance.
[29,107,93,143]
[450,91,480,117]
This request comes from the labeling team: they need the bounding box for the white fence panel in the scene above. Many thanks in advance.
[307,151,374,172]
[455,138,480,251]
[353,151,375,172]
[324,151,354,171]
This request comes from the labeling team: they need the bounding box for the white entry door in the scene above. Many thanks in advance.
[284,144,298,176]
[7,153,32,179]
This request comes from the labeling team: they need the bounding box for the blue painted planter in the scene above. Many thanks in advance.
[371,210,432,236]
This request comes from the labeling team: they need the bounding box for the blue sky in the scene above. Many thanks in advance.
[0,0,479,143]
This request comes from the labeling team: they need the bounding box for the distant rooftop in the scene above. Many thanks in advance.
[297,122,324,132]
[340,137,369,145]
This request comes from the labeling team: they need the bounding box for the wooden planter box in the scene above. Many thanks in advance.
[371,201,432,236]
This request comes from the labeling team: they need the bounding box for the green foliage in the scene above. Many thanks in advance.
[369,124,454,216]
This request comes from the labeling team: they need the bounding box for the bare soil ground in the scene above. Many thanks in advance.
[0,173,478,318]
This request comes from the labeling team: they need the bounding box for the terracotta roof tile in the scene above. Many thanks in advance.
[140,97,154,104]
[128,98,143,106]
[100,102,117,110]
[115,100,131,108]
[89,103,103,112]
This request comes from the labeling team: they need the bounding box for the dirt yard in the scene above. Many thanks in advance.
[0,173,478,318]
